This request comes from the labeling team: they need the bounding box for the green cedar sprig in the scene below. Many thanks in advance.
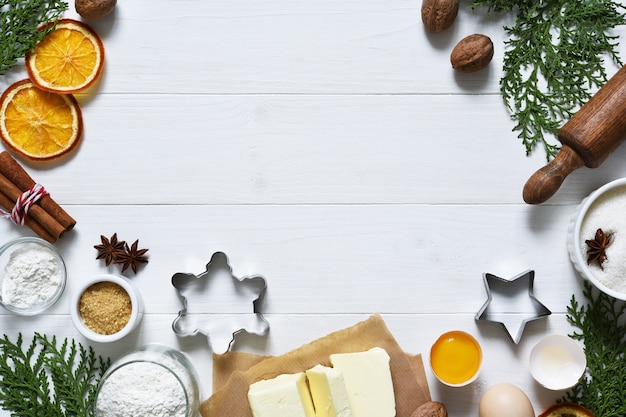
[0,333,110,417]
[564,281,626,417]
[471,0,626,161]
[0,0,69,74]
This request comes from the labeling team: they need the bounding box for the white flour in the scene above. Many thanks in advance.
[580,186,626,294]
[1,242,63,309]
[96,361,188,417]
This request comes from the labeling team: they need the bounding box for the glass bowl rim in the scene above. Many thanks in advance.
[0,236,67,315]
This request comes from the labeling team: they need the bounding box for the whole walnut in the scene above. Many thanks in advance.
[450,34,494,73]
[75,0,117,20]
[411,401,448,417]
[421,0,459,33]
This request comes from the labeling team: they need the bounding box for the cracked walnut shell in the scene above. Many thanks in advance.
[450,34,494,73]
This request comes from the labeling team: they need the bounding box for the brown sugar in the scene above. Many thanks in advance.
[79,281,132,334]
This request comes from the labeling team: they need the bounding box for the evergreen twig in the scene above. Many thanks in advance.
[0,333,110,417]
[0,0,68,74]
[564,281,626,417]
[471,0,626,161]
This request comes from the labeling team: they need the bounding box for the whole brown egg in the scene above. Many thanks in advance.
[479,383,534,417]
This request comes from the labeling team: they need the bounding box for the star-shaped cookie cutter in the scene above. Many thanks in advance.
[171,251,269,354]
[475,270,551,344]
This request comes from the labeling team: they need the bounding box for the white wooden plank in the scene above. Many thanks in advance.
[6,1,622,95]
[0,204,585,316]
[70,1,512,94]
[9,93,622,206]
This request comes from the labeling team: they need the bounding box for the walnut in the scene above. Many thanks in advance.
[411,401,448,417]
[75,0,117,20]
[450,34,494,73]
[421,0,459,33]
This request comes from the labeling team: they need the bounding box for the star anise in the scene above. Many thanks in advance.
[113,239,149,274]
[94,233,126,266]
[585,228,614,270]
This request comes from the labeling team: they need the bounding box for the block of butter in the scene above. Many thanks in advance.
[247,372,316,417]
[306,364,353,417]
[330,347,396,417]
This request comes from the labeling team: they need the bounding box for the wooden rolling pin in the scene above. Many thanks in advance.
[523,65,626,204]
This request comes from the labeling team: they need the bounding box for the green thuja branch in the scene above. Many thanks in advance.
[564,281,626,417]
[471,0,626,161]
[0,333,110,417]
[1,0,68,74]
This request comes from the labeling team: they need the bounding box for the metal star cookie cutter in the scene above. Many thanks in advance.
[475,270,551,344]
[171,251,269,354]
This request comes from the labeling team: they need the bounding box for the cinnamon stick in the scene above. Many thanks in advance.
[0,189,56,243]
[0,173,66,241]
[0,151,76,231]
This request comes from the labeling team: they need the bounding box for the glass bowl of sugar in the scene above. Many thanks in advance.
[568,178,626,300]
[94,344,201,417]
[0,237,67,315]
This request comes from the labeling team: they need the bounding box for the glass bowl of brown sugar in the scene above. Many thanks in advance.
[70,274,143,343]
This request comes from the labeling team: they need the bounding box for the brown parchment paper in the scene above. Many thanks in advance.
[200,314,431,417]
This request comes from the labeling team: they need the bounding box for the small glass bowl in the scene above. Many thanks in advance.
[70,274,143,343]
[529,334,586,390]
[94,344,201,417]
[568,178,626,301]
[0,237,67,315]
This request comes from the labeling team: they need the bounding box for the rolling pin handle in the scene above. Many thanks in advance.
[522,145,585,204]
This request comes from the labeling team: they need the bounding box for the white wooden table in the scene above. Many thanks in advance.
[2,2,626,416]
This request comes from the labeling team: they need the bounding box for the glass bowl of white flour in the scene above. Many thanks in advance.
[0,237,67,315]
[568,178,626,301]
[94,344,201,417]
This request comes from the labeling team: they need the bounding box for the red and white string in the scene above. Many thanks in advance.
[0,183,49,225]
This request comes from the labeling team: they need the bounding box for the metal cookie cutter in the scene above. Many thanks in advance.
[475,270,551,344]
[171,251,269,354]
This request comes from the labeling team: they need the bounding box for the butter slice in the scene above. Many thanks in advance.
[306,364,353,417]
[247,372,316,417]
[329,347,396,417]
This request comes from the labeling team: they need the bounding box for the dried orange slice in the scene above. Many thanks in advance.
[0,79,83,161]
[25,18,105,94]
[539,403,595,417]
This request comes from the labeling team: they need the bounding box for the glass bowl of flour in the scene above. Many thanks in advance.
[568,178,626,301]
[0,237,67,315]
[94,344,201,417]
